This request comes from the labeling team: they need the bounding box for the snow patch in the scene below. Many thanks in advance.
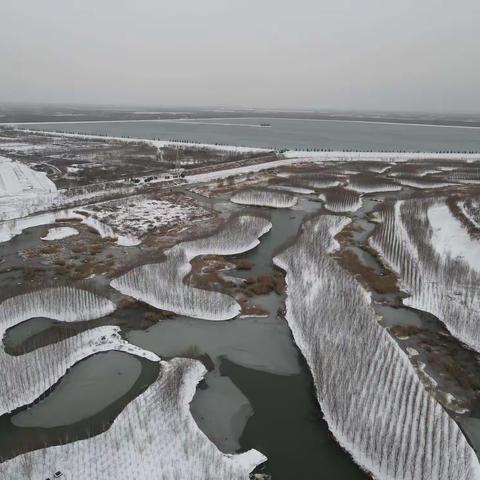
[41,226,79,241]
[428,203,480,273]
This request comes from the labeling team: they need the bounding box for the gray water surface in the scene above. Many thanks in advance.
[22,117,480,152]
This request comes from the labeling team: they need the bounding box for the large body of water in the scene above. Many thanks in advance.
[23,117,480,152]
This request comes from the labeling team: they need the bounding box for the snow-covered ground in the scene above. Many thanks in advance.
[111,215,272,320]
[0,208,120,244]
[0,211,57,243]
[0,190,211,245]
[428,203,480,273]
[274,214,480,480]
[77,194,211,246]
[0,155,57,221]
[0,156,56,197]
[0,142,57,153]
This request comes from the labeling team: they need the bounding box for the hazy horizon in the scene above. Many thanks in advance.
[2,0,480,114]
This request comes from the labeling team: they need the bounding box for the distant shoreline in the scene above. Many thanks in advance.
[2,116,480,130]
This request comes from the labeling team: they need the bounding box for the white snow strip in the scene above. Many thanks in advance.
[396,178,457,189]
[282,151,480,162]
[269,185,315,194]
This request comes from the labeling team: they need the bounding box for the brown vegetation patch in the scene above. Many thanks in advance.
[244,272,285,296]
[188,255,285,316]
[233,259,253,270]
[334,219,399,295]
[335,249,398,295]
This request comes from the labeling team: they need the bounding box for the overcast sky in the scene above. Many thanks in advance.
[1,0,479,113]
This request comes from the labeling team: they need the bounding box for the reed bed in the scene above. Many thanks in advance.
[0,287,116,338]
[274,214,479,480]
[345,174,402,193]
[371,199,480,353]
[319,188,362,212]
[230,189,297,208]
[111,215,272,320]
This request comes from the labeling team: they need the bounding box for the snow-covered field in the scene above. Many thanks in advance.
[428,203,480,273]
[371,199,480,353]
[111,215,272,320]
[274,214,480,480]
[0,156,56,197]
[0,155,57,221]
[77,194,211,246]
